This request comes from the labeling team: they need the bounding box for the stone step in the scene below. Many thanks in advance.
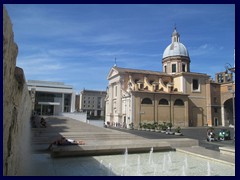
[31,116,200,157]
[219,147,235,156]
[32,136,143,143]
[50,140,173,157]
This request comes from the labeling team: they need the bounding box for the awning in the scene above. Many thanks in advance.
[38,102,60,106]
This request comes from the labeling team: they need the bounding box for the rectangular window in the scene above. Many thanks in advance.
[97,97,101,108]
[164,65,167,73]
[214,97,217,103]
[182,64,186,72]
[172,64,176,73]
[214,107,218,113]
[192,79,200,91]
[115,85,117,97]
[217,74,224,83]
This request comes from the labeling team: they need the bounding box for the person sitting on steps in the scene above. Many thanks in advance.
[48,136,85,150]
[40,117,47,128]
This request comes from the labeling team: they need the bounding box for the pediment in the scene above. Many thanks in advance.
[107,68,119,79]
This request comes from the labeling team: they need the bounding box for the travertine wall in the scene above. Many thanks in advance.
[3,6,32,175]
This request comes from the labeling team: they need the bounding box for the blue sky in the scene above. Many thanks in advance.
[5,4,235,92]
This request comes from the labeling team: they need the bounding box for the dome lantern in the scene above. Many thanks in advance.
[172,27,180,43]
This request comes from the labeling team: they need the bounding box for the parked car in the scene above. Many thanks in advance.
[218,129,231,140]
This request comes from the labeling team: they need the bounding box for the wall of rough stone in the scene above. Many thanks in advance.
[3,6,33,176]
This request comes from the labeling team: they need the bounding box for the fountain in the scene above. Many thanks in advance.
[34,149,234,176]
[92,150,234,176]
[108,163,112,176]
[99,160,103,169]
[121,168,125,176]
[162,154,166,172]
[124,147,128,167]
[167,152,172,165]
[182,166,186,176]
[148,147,153,164]
[207,161,211,176]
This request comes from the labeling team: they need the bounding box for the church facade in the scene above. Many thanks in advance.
[105,28,233,128]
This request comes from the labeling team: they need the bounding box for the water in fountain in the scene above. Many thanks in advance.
[99,160,103,169]
[182,166,186,176]
[148,147,153,164]
[162,154,166,172]
[41,151,234,176]
[121,167,125,176]
[124,147,128,167]
[207,161,211,176]
[167,152,172,165]
[108,163,112,176]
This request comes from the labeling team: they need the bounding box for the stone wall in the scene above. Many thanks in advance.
[3,6,33,175]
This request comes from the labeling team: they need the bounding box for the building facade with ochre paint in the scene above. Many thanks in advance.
[105,28,234,128]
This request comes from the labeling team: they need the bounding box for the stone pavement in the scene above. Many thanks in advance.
[32,116,198,157]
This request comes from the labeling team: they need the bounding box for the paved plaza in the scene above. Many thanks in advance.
[25,116,235,176]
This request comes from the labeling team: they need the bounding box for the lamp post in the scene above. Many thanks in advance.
[225,63,235,139]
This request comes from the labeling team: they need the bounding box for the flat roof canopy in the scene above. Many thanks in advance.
[38,102,60,106]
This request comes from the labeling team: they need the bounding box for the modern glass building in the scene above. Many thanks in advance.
[27,80,76,115]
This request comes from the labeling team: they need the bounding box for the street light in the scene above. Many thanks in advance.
[225,63,235,139]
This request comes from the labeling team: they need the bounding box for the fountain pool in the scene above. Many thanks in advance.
[93,150,234,176]
[39,148,235,176]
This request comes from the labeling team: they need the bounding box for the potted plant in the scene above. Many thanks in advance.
[156,124,162,133]
[153,122,159,132]
[166,122,174,135]
[142,123,147,131]
[129,122,134,130]
[150,123,155,132]
[138,123,142,130]
[161,122,167,133]
[146,123,151,131]
[175,126,182,136]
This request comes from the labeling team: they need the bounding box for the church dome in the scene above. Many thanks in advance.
[162,27,189,59]
[163,42,189,59]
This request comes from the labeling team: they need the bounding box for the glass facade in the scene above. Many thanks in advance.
[34,92,72,115]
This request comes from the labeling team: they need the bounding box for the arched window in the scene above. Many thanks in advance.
[174,99,184,106]
[141,98,152,104]
[159,99,169,105]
